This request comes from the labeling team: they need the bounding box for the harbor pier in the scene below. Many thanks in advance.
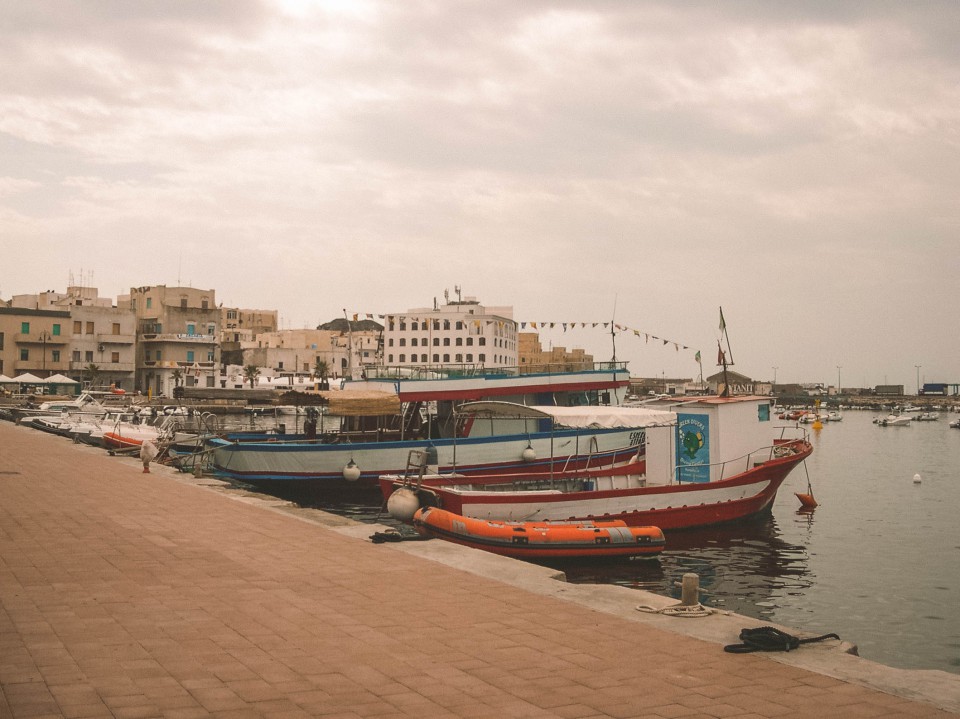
[1,421,958,717]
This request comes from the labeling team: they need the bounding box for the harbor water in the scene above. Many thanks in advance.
[255,409,960,676]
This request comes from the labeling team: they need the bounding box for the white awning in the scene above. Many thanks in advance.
[456,401,676,428]
[12,373,44,383]
[44,374,79,384]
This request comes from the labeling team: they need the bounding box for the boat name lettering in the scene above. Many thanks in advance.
[629,430,646,447]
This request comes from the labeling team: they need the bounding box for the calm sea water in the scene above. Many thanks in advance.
[248,410,960,675]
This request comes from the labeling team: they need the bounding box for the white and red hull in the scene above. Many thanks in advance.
[382,439,812,532]
[102,423,161,450]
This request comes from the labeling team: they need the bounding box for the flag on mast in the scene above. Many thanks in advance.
[719,307,726,332]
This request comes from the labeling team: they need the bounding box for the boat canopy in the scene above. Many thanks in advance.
[456,401,676,429]
[276,389,402,416]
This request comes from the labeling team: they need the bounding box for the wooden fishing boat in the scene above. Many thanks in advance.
[209,368,674,488]
[382,396,814,532]
[412,506,665,560]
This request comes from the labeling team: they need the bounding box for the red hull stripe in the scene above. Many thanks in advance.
[398,379,630,402]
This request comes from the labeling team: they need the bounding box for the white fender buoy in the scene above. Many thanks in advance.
[913,473,921,484]
[140,440,158,473]
[342,460,361,482]
[521,444,536,462]
[386,487,421,523]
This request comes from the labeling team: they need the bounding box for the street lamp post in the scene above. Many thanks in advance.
[39,331,52,374]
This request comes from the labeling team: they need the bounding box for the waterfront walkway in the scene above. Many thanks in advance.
[1,421,956,718]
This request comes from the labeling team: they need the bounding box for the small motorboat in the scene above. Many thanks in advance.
[412,506,665,561]
[877,414,911,427]
[949,419,960,429]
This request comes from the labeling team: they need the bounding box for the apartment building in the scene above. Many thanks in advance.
[0,307,71,381]
[127,285,219,397]
[2,287,136,390]
[382,294,517,368]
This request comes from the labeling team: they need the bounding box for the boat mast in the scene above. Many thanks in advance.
[610,294,618,362]
[342,308,355,378]
[718,306,735,397]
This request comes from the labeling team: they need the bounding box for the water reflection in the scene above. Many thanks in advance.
[564,514,812,619]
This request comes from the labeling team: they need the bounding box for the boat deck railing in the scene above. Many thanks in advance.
[360,360,628,381]
[673,432,810,484]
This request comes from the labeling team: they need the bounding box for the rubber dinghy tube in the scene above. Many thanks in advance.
[723,626,840,653]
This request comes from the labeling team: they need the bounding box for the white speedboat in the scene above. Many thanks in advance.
[877,414,911,427]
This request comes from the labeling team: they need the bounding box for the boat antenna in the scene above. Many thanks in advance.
[342,308,355,378]
[717,306,735,397]
[610,294,618,362]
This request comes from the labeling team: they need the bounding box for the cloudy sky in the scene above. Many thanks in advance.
[2,1,958,390]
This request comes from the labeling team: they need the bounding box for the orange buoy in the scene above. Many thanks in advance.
[795,492,818,509]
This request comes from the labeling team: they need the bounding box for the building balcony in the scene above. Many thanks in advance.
[13,333,69,345]
[139,333,216,344]
[70,361,135,372]
[96,333,136,344]
[14,359,69,373]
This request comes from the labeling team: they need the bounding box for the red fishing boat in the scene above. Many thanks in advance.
[382,396,813,532]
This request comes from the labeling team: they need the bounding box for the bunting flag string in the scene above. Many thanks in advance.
[343,310,702,363]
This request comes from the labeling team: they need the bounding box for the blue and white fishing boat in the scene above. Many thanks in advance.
[208,362,672,488]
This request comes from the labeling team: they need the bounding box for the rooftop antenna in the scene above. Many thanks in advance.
[455,285,462,303]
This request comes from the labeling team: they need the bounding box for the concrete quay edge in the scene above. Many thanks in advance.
[170,463,960,714]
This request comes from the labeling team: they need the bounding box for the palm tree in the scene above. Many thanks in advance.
[243,364,261,389]
[171,368,184,387]
[313,358,330,390]
[86,363,100,390]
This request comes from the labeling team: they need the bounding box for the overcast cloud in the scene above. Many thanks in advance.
[2,0,958,389]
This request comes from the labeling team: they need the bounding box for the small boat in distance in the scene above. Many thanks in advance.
[412,506,665,561]
[876,414,911,427]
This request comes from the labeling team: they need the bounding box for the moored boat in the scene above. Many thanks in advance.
[382,395,813,532]
[876,414,911,427]
[208,363,666,488]
[412,506,665,560]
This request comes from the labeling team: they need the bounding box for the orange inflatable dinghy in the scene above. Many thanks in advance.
[412,506,665,560]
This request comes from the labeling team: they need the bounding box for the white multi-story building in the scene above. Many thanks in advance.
[382,294,517,369]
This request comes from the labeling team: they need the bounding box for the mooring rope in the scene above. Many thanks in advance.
[636,602,725,618]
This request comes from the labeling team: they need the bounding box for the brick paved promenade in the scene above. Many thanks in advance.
[1,421,956,718]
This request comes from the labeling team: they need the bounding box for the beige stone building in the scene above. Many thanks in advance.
[239,328,380,380]
[220,307,278,344]
[0,307,71,386]
[127,285,219,397]
[2,287,136,391]
[518,332,594,372]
